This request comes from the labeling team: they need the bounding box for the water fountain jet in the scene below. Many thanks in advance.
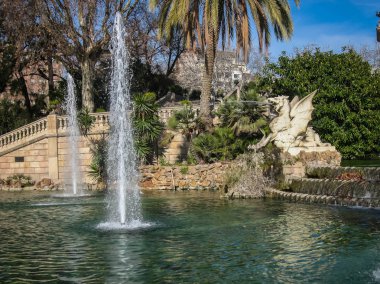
[63,73,81,195]
[101,11,145,229]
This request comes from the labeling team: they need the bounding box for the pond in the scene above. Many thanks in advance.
[1,191,380,283]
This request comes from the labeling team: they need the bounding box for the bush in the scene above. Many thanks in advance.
[191,127,248,163]
[6,174,34,187]
[133,92,164,163]
[88,135,108,186]
[77,108,95,136]
[180,166,189,174]
[168,100,198,138]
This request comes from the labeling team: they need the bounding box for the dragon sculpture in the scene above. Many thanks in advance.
[252,90,329,154]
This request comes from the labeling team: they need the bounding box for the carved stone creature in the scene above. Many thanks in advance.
[252,91,333,155]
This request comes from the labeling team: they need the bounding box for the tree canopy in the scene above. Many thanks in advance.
[151,0,299,127]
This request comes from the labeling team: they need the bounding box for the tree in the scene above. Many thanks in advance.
[151,0,299,127]
[40,0,138,111]
[258,47,380,159]
[133,92,163,163]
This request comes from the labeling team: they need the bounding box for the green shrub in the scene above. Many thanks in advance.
[77,108,95,136]
[133,92,164,163]
[158,156,170,166]
[88,135,108,185]
[169,100,198,137]
[180,166,189,175]
[191,127,248,163]
[6,174,34,187]
[167,116,179,130]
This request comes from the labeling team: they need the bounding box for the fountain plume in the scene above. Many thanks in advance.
[63,74,81,195]
[106,12,142,226]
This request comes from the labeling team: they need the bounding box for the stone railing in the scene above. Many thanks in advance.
[56,112,110,135]
[0,106,194,156]
[158,105,200,124]
[0,117,48,154]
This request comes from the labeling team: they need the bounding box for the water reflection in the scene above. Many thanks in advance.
[0,192,380,283]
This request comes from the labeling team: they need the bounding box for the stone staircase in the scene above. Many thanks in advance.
[267,166,380,208]
[0,113,110,157]
[0,105,197,184]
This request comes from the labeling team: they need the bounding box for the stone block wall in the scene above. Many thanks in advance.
[0,139,49,181]
[139,162,231,190]
[0,113,108,185]
[58,135,97,185]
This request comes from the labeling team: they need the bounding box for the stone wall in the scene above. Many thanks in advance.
[0,139,49,181]
[281,150,342,180]
[139,163,231,190]
[58,135,99,185]
[0,113,109,185]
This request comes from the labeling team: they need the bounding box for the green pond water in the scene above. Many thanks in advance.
[1,191,380,283]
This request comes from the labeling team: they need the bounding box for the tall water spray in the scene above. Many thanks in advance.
[106,12,142,226]
[64,74,81,195]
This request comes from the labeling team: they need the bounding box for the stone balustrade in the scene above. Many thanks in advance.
[0,117,48,154]
[158,105,200,124]
[0,112,113,155]
[0,105,198,183]
[56,112,110,134]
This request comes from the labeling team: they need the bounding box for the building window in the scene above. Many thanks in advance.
[15,157,24,162]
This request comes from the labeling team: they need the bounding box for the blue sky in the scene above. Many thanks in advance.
[266,0,379,59]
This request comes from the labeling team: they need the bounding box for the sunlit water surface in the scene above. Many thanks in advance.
[1,191,380,283]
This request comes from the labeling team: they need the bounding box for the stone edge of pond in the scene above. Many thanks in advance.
[264,187,380,208]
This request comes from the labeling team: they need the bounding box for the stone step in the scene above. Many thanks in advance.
[288,178,380,199]
[306,166,380,181]
[265,187,380,208]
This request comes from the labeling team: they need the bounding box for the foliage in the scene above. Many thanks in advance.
[168,100,198,138]
[131,59,177,99]
[6,174,33,187]
[190,127,247,163]
[180,166,189,175]
[158,131,175,148]
[0,99,31,135]
[158,156,170,166]
[152,0,299,124]
[216,90,268,139]
[88,135,108,186]
[0,44,16,93]
[184,87,269,163]
[133,92,164,163]
[257,47,380,159]
[77,108,95,136]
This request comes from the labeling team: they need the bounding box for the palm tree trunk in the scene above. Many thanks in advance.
[200,31,216,128]
[81,57,95,111]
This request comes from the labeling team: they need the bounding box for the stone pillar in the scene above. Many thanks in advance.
[47,114,59,181]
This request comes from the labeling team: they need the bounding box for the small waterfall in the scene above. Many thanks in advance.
[105,12,142,226]
[63,74,81,195]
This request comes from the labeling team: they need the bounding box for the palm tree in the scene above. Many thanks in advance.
[150,0,300,128]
